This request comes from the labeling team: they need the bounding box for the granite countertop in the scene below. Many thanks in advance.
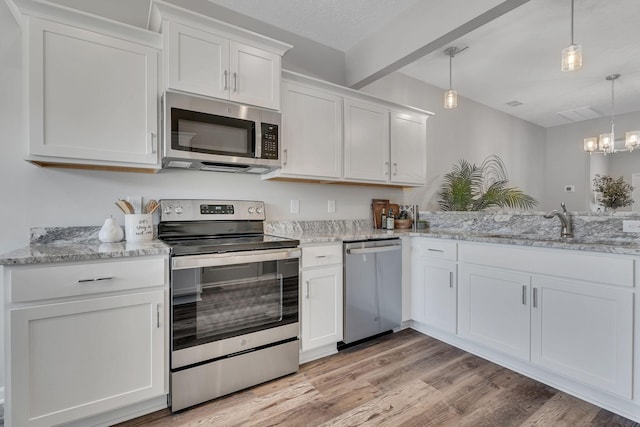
[0,227,170,266]
[271,228,640,256]
[3,220,640,266]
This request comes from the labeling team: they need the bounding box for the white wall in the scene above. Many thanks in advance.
[361,72,547,210]
[545,111,640,211]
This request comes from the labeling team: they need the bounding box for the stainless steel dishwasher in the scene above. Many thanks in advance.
[342,238,402,345]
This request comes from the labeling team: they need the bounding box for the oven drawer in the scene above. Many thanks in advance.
[302,244,342,269]
[8,256,167,303]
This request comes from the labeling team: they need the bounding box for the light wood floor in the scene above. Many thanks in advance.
[118,329,639,426]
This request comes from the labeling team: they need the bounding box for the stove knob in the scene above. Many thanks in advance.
[256,206,263,214]
[248,207,255,214]
[174,206,184,215]
[163,206,173,215]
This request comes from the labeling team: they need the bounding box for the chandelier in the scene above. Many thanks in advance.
[583,74,639,155]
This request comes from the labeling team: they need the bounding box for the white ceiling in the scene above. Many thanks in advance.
[42,0,640,129]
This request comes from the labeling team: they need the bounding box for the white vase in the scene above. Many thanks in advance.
[99,217,124,243]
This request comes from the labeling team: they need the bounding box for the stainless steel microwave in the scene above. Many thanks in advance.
[162,91,281,174]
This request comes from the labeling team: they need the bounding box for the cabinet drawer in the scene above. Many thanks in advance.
[8,256,167,303]
[302,244,343,269]
[412,238,457,261]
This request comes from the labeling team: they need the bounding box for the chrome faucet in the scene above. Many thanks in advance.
[544,202,573,238]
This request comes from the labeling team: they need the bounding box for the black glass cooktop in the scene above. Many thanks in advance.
[161,234,299,256]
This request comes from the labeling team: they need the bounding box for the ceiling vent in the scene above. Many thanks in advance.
[506,100,523,107]
[556,106,602,122]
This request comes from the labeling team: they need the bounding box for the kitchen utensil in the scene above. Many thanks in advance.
[394,219,413,229]
[121,200,135,214]
[115,200,133,214]
[144,199,159,214]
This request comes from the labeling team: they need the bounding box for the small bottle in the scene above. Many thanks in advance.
[381,208,387,229]
[386,208,395,230]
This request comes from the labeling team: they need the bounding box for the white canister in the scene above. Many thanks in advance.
[124,214,154,242]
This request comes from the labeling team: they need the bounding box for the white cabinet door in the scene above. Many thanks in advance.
[411,257,457,334]
[230,41,280,110]
[28,18,159,166]
[166,23,280,110]
[531,276,633,398]
[390,111,427,185]
[458,265,531,361]
[166,21,229,100]
[301,265,343,352]
[280,82,343,178]
[343,99,389,182]
[9,290,165,427]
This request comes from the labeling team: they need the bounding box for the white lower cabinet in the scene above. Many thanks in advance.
[300,244,343,361]
[5,256,168,427]
[531,276,632,398]
[458,265,531,361]
[454,242,635,400]
[411,238,457,334]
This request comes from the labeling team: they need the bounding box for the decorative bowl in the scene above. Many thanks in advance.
[394,219,413,229]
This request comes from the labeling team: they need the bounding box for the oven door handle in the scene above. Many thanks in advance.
[172,247,301,270]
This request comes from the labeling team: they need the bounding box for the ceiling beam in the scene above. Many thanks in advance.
[346,0,531,90]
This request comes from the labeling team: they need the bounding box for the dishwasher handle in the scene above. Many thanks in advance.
[346,245,401,255]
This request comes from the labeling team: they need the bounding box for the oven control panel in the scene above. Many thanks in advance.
[159,199,265,221]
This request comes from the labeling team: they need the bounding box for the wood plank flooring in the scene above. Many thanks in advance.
[117,329,639,426]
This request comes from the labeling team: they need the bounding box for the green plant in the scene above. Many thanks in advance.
[438,156,538,211]
[592,174,634,211]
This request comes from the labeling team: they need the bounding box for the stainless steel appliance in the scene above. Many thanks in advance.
[158,199,300,411]
[162,91,281,173]
[342,239,402,345]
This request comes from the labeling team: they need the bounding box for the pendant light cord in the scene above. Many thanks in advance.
[449,53,453,90]
[610,77,615,142]
[570,0,575,45]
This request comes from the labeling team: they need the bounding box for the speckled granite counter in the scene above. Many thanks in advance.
[265,216,640,256]
[0,226,170,266]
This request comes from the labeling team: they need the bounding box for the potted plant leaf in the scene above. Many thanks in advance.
[438,156,538,211]
[592,174,634,212]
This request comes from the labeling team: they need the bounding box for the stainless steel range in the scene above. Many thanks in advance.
[158,199,300,412]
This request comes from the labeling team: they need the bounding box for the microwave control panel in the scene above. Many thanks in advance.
[261,123,279,159]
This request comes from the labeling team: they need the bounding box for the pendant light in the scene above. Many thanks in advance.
[444,46,467,109]
[561,0,582,72]
[583,74,639,155]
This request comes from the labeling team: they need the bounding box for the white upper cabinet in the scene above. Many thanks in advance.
[264,71,432,187]
[278,81,343,178]
[344,99,390,182]
[166,21,229,100]
[26,17,160,170]
[165,23,281,110]
[390,111,427,185]
[156,3,290,111]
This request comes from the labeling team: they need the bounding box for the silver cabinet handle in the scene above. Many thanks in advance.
[283,149,288,166]
[78,276,113,283]
[385,162,390,175]
[315,255,327,258]
[522,285,527,305]
[156,303,160,328]
[306,280,310,299]
[428,248,444,253]
[223,70,228,90]
[347,245,401,255]
[147,132,157,154]
[233,72,238,92]
[393,162,398,175]
[449,271,453,288]
[533,287,538,308]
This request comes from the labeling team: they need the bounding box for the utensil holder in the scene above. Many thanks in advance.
[124,214,153,242]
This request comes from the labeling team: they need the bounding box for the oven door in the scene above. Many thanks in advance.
[170,248,300,369]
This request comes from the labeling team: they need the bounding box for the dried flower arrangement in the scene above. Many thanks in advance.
[592,174,635,211]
